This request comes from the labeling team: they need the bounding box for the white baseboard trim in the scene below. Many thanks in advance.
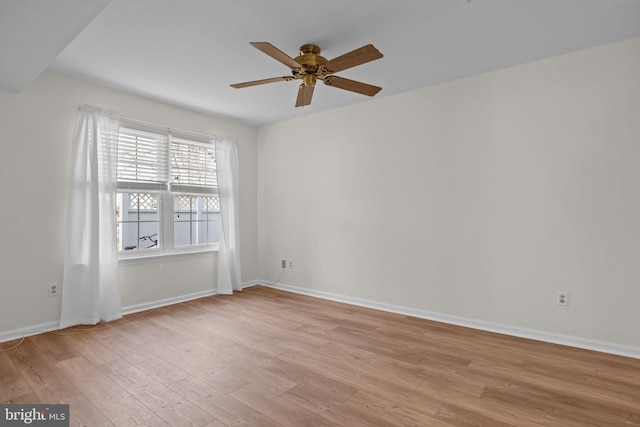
[0,321,60,344]
[122,289,217,315]
[260,281,640,360]
[0,289,218,344]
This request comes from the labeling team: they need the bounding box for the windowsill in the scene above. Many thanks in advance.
[118,245,219,265]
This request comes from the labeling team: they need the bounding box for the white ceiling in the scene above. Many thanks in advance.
[2,0,640,126]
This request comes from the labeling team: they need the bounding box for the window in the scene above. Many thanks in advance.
[117,193,159,251]
[115,123,220,256]
[174,195,220,246]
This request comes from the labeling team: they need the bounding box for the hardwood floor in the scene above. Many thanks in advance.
[2,285,640,426]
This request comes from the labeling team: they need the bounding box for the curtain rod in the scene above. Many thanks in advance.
[121,116,221,141]
[73,104,231,141]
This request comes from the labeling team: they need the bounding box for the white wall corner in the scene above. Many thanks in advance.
[241,280,262,289]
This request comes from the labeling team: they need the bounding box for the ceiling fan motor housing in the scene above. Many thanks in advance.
[294,44,327,81]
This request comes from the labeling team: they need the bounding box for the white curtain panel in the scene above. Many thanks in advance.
[215,137,242,294]
[60,105,122,328]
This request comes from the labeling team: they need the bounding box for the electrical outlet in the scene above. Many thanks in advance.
[288,260,293,269]
[49,283,59,297]
[281,259,286,269]
[557,291,568,306]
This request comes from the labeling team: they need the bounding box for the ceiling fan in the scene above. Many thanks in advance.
[231,42,383,107]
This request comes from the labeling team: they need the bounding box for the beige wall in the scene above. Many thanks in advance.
[0,71,258,335]
[257,37,640,350]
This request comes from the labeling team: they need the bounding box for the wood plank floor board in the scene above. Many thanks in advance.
[469,356,640,415]
[294,323,425,365]
[481,382,638,427]
[282,383,401,427]
[56,356,156,426]
[229,382,342,427]
[108,319,158,345]
[120,347,191,386]
[14,365,80,404]
[331,326,429,365]
[355,312,464,340]
[277,344,426,403]
[192,311,289,356]
[99,358,216,427]
[245,287,359,316]
[61,332,121,366]
[442,394,592,427]
[190,366,248,394]
[194,304,332,350]
[315,340,425,389]
[522,359,640,400]
[215,292,289,312]
[286,304,383,331]
[143,339,217,375]
[172,322,236,353]
[418,328,533,366]
[435,402,529,427]
[29,333,81,363]
[0,351,33,402]
[415,366,488,398]
[278,305,378,333]
[418,349,474,371]
[345,389,446,427]
[92,332,144,357]
[6,340,81,403]
[175,340,236,368]
[2,285,639,427]
[280,345,448,420]
[441,393,606,427]
[169,375,284,427]
[251,305,343,331]
[218,345,358,402]
[7,337,58,369]
[178,341,276,392]
[469,335,603,377]
[221,303,305,331]
[2,392,42,405]
[235,315,332,348]
[144,315,204,346]
[596,364,640,386]
[137,416,172,427]
[62,392,115,427]
[226,358,298,396]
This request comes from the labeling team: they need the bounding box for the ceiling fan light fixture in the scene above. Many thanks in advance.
[231,41,383,107]
[303,74,316,87]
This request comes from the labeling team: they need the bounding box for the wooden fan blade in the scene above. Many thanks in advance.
[324,76,381,97]
[322,44,383,73]
[295,83,315,107]
[230,76,293,88]
[250,42,302,69]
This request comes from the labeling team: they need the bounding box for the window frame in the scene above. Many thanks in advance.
[116,191,161,253]
[116,120,220,261]
[172,193,221,248]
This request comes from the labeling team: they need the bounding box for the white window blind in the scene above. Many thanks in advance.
[117,127,168,190]
[170,137,217,194]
